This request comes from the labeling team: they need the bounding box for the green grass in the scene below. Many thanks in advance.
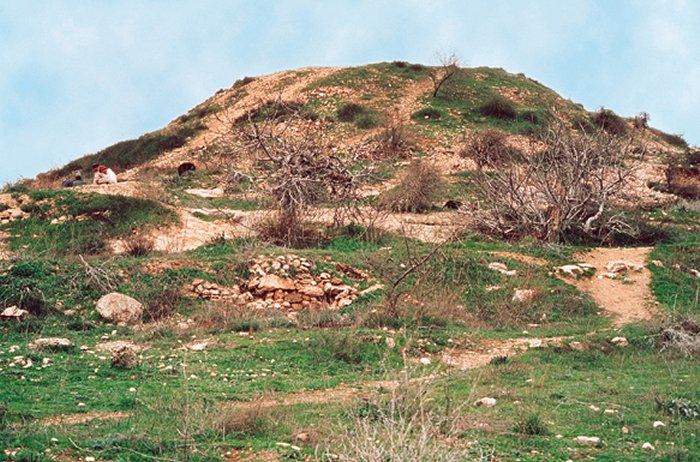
[0,190,176,257]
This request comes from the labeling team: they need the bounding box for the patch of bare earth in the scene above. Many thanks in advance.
[441,337,563,369]
[38,410,131,427]
[0,230,13,261]
[572,247,658,326]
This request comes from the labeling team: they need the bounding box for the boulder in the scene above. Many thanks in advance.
[96,292,144,324]
[31,337,73,351]
[299,285,325,298]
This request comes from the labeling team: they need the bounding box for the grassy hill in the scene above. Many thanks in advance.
[1,62,699,461]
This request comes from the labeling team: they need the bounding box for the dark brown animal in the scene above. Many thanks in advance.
[177,162,196,177]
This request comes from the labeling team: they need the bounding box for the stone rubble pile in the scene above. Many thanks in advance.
[0,208,29,223]
[190,254,362,312]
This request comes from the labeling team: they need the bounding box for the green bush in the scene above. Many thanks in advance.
[513,414,550,436]
[593,108,628,135]
[479,95,517,120]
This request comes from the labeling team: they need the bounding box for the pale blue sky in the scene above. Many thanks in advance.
[1,0,698,184]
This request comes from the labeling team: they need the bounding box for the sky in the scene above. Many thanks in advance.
[1,0,699,185]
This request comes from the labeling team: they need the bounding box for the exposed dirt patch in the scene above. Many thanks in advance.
[441,336,562,369]
[571,247,658,326]
[38,410,131,427]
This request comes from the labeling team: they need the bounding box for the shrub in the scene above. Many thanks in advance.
[513,414,550,436]
[336,102,365,122]
[392,60,408,68]
[479,95,517,120]
[213,404,274,436]
[593,108,628,135]
[144,287,181,321]
[377,159,442,213]
[461,129,522,168]
[124,233,155,257]
[652,129,689,149]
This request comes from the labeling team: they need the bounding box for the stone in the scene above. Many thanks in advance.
[604,409,617,415]
[574,436,601,446]
[653,421,666,428]
[611,337,629,347]
[300,286,324,298]
[606,261,642,274]
[419,357,431,365]
[1,305,29,319]
[31,338,73,351]
[96,293,144,324]
[257,274,296,292]
[641,442,655,451]
[512,289,536,303]
[558,264,585,277]
[475,397,497,407]
[488,262,517,276]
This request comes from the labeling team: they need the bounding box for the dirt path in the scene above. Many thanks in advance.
[572,247,658,326]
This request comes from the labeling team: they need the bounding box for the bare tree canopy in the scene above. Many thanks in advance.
[463,123,646,243]
[429,51,460,98]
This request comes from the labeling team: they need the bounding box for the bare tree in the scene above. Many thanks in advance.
[429,51,460,98]
[462,122,646,243]
[200,98,368,245]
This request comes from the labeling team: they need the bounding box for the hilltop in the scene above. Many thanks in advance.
[1,63,699,461]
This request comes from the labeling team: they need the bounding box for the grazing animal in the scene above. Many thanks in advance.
[178,162,196,177]
[444,200,463,210]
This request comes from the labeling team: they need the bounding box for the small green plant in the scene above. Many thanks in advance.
[513,413,551,436]
[479,95,517,120]
[336,102,365,122]
[356,112,379,129]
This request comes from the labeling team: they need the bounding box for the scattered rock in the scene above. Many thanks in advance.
[1,305,29,319]
[186,340,212,351]
[475,397,497,407]
[30,338,73,351]
[606,261,643,274]
[419,357,431,365]
[512,289,536,303]
[569,342,585,352]
[574,436,601,446]
[385,337,395,349]
[611,336,629,347]
[652,421,666,428]
[641,442,655,451]
[488,262,517,276]
[650,260,664,268]
[557,264,585,277]
[604,409,617,415]
[96,293,144,324]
